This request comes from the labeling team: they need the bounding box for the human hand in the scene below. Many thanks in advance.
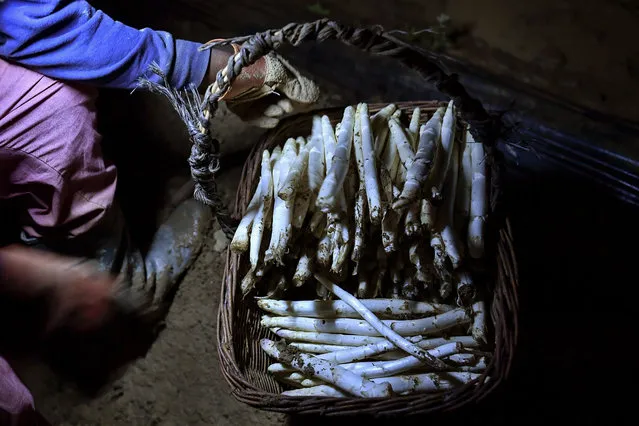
[0,245,118,333]
[205,46,320,128]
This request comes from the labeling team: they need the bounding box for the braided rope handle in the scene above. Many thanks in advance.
[141,19,500,240]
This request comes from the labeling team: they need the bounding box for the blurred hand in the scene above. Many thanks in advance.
[0,245,118,333]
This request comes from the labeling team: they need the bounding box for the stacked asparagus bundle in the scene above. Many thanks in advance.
[231,102,490,398]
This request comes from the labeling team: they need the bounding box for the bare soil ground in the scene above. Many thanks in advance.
[9,0,638,424]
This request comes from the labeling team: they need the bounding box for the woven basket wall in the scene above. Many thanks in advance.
[218,101,519,416]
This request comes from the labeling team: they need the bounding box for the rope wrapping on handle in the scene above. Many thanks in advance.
[137,64,237,239]
[140,19,503,239]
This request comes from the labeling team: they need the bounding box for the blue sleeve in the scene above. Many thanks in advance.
[0,0,211,90]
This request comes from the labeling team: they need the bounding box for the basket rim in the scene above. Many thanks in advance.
[217,102,519,416]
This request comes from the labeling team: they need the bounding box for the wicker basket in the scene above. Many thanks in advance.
[142,18,519,417]
[219,108,518,416]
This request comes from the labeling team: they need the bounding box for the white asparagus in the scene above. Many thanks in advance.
[455,130,473,237]
[240,269,257,298]
[441,226,462,270]
[431,233,453,299]
[330,222,342,272]
[232,149,274,254]
[373,105,398,159]
[409,243,429,283]
[309,211,325,237]
[358,103,382,225]
[373,125,390,162]
[471,301,487,344]
[380,170,400,253]
[261,308,470,337]
[352,104,366,183]
[292,247,314,287]
[275,342,462,383]
[340,342,461,378]
[288,343,353,354]
[274,140,297,247]
[321,115,337,173]
[331,221,351,275]
[408,107,421,149]
[382,125,402,186]
[264,139,295,265]
[446,353,477,365]
[371,104,398,132]
[326,336,478,364]
[292,179,311,230]
[394,108,443,209]
[376,337,479,360]
[437,139,463,269]
[351,187,367,264]
[282,372,482,396]
[317,106,355,211]
[272,329,391,346]
[230,180,262,253]
[397,158,408,185]
[388,117,416,171]
[420,198,437,231]
[275,373,316,389]
[317,117,340,231]
[377,371,481,394]
[457,359,488,372]
[295,136,306,152]
[307,116,325,209]
[468,131,487,258]
[293,142,312,229]
[321,117,349,229]
[260,339,392,398]
[272,326,476,347]
[257,298,454,319]
[316,232,332,268]
[345,157,359,205]
[316,275,450,370]
[316,280,330,300]
[247,151,274,273]
[279,140,310,202]
[404,203,421,236]
[271,336,479,371]
[430,100,457,200]
[281,385,347,397]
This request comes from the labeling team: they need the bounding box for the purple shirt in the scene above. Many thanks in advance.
[0,0,211,90]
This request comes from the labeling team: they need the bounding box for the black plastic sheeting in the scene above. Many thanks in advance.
[443,52,639,207]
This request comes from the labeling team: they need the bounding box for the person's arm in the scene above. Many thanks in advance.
[0,0,210,90]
